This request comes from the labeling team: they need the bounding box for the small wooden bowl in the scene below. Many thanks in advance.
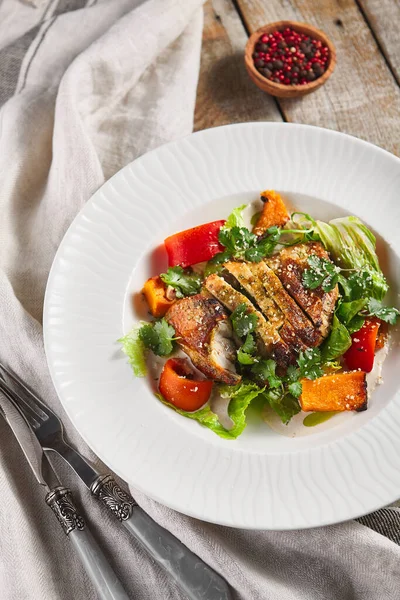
[245,21,336,98]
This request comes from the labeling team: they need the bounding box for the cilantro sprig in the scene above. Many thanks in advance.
[218,225,281,263]
[160,266,201,298]
[366,298,400,325]
[302,256,340,292]
[297,348,324,380]
[139,319,176,356]
[230,303,258,338]
[237,333,257,365]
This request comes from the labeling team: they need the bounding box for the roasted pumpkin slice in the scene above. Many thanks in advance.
[300,371,367,412]
[253,190,290,236]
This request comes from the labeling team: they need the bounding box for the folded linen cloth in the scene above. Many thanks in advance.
[0,1,400,599]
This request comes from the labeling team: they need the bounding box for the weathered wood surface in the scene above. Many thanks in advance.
[358,0,400,85]
[194,0,282,131]
[196,0,400,156]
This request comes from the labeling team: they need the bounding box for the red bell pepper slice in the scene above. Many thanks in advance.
[159,358,213,412]
[344,318,380,373]
[164,220,225,268]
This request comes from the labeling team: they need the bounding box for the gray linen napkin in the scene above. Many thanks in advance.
[0,1,400,599]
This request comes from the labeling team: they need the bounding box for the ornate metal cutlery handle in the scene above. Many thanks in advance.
[91,475,232,600]
[46,486,86,534]
[91,475,137,521]
[46,486,129,600]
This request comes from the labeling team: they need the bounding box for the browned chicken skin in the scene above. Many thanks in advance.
[166,242,338,377]
[266,242,338,339]
[165,294,241,385]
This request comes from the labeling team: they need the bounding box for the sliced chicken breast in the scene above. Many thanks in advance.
[254,262,322,347]
[266,241,338,338]
[223,261,284,328]
[165,294,240,385]
[205,274,296,366]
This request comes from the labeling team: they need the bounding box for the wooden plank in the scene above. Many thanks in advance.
[235,0,400,156]
[358,0,400,84]
[194,0,282,131]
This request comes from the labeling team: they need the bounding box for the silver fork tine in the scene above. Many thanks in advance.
[0,380,43,430]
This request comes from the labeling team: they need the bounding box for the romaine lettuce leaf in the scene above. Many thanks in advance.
[157,381,265,439]
[315,216,388,300]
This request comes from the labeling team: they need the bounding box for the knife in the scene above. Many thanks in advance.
[0,387,130,600]
[0,365,232,600]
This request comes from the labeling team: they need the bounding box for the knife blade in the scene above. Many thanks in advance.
[0,386,49,489]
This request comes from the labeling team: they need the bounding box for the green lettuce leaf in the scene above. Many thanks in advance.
[321,315,352,361]
[157,381,265,439]
[315,216,388,300]
[118,324,147,377]
[336,298,367,333]
[224,204,247,229]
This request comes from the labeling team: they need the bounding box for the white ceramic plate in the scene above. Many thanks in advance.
[44,123,400,530]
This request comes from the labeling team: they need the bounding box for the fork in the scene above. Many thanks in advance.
[0,364,232,600]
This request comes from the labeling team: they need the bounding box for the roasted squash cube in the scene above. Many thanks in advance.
[253,190,290,236]
[142,276,175,318]
[300,371,367,412]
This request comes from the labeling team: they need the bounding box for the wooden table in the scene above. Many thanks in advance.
[195,0,400,157]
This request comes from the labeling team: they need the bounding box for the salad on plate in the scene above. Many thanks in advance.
[120,191,399,439]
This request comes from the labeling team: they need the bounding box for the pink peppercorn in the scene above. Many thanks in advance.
[253,27,329,85]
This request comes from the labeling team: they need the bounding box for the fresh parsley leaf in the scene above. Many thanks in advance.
[204,250,231,276]
[264,390,301,424]
[230,303,258,337]
[285,365,300,382]
[160,266,201,298]
[288,381,302,399]
[241,333,256,354]
[237,349,257,365]
[219,223,281,263]
[367,298,400,325]
[297,348,323,380]
[237,333,257,363]
[218,226,256,258]
[118,324,147,377]
[244,226,281,262]
[224,204,247,229]
[321,315,352,362]
[139,319,175,356]
[251,359,282,389]
[302,256,339,292]
[338,271,373,302]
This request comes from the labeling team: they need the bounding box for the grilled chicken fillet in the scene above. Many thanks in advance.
[266,241,338,338]
[205,273,296,366]
[165,294,240,385]
[224,261,322,348]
